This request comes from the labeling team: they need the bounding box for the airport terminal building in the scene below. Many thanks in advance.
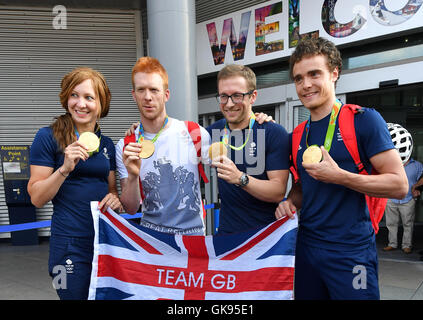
[0,0,422,238]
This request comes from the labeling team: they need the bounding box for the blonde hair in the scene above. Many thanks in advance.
[217,64,256,92]
[51,67,111,151]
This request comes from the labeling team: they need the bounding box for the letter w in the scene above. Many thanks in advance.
[206,12,251,65]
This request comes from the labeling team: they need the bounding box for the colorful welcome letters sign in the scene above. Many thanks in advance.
[197,0,423,75]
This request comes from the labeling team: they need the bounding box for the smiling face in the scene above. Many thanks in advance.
[292,54,339,117]
[217,76,257,130]
[67,79,100,132]
[132,72,169,122]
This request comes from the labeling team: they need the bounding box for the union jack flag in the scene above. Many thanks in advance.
[88,202,297,300]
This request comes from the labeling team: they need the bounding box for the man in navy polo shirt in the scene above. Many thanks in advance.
[207,64,290,235]
[276,37,408,299]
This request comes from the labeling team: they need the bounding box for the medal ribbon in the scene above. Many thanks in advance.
[221,112,256,151]
[137,116,169,144]
[305,99,342,151]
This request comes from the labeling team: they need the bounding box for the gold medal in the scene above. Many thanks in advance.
[137,116,168,160]
[302,145,322,164]
[78,132,100,155]
[139,140,155,159]
[208,142,228,160]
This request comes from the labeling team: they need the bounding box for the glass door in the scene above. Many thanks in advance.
[347,83,423,222]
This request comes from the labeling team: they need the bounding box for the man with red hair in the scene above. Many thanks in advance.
[116,57,211,235]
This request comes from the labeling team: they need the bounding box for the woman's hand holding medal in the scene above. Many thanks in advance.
[61,140,90,176]
[61,132,101,176]
[302,145,342,183]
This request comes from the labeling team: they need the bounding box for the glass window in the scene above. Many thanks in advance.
[252,106,275,120]
[255,68,290,87]
[355,94,380,108]
[348,83,423,222]
[347,83,423,160]
[214,113,224,122]
[380,92,400,107]
[293,105,309,128]
[341,32,423,71]
[403,88,422,108]
[343,44,423,70]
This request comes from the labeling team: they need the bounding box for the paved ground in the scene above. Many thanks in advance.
[0,239,57,300]
[0,226,422,300]
[376,225,423,300]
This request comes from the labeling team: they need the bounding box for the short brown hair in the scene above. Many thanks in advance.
[132,57,169,90]
[217,64,256,92]
[289,37,342,82]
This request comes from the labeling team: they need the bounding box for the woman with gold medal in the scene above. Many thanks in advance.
[28,67,122,300]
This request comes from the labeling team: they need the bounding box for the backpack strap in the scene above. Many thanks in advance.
[184,120,209,184]
[123,133,135,149]
[338,104,367,174]
[338,104,387,234]
[290,120,307,183]
[123,133,145,201]
[184,120,210,224]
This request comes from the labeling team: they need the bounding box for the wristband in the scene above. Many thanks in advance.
[58,167,69,178]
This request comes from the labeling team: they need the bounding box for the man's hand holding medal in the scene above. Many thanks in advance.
[301,100,343,184]
[122,142,143,177]
[209,142,243,185]
[122,139,155,178]
[302,145,342,184]
[209,112,271,186]
[123,116,168,177]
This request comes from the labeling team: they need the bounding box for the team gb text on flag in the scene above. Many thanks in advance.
[88,202,298,300]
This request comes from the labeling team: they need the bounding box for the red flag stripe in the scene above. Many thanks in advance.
[102,211,162,255]
[182,236,210,299]
[97,254,294,297]
[220,216,290,261]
